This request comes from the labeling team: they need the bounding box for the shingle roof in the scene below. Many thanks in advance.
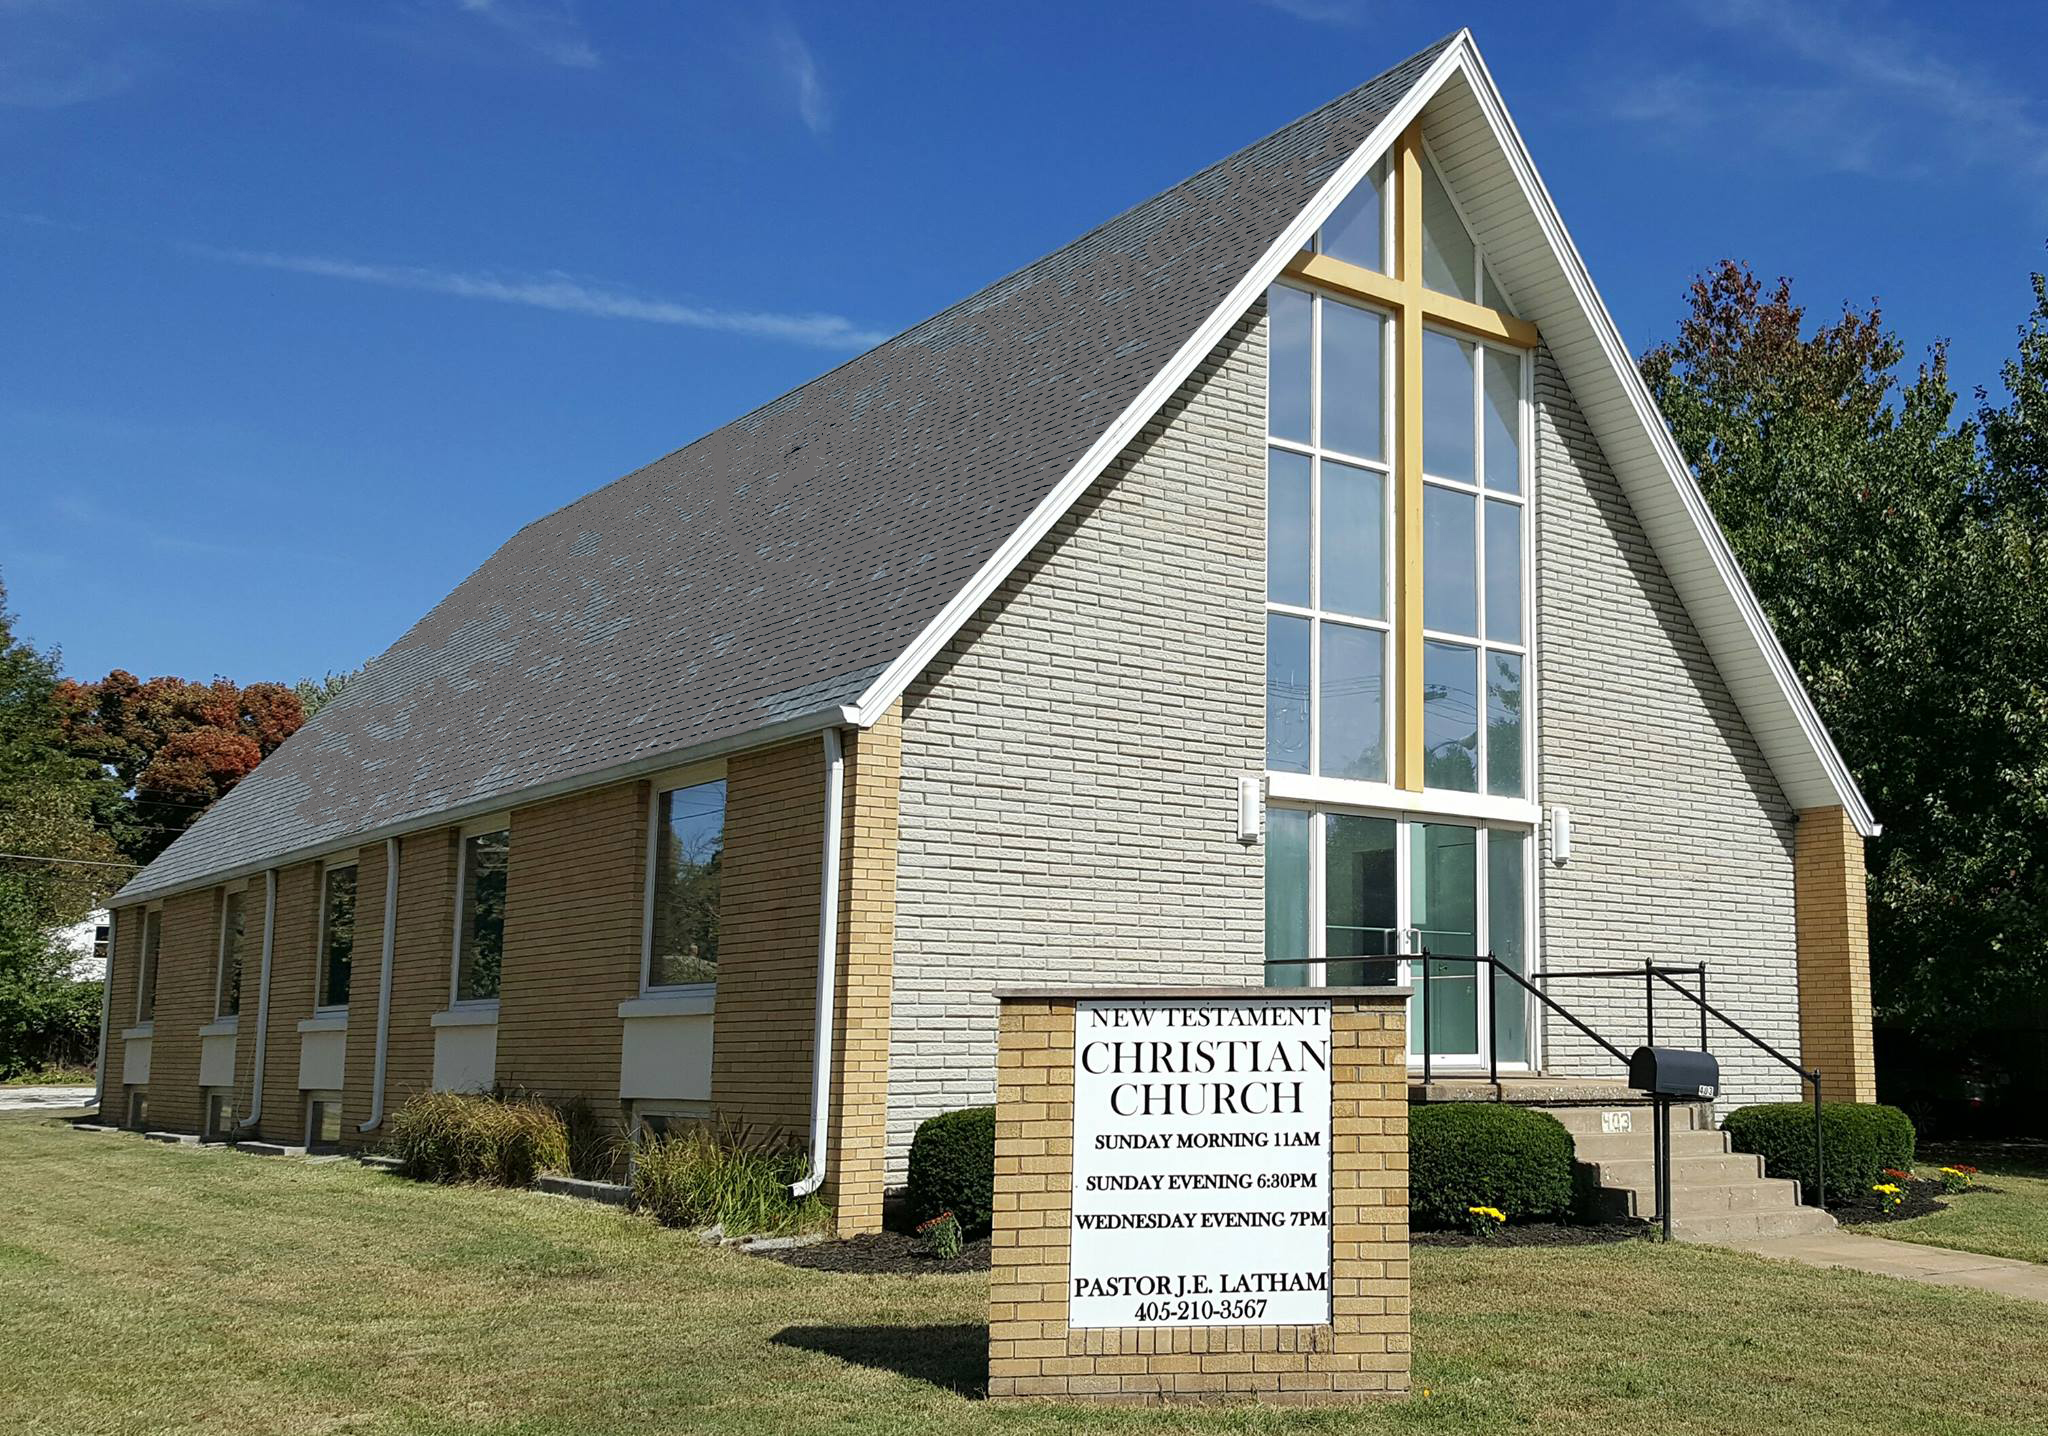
[116,37,1453,903]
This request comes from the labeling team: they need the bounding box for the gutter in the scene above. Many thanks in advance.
[357,837,400,1133]
[91,908,116,1114]
[789,727,846,1198]
[236,870,278,1133]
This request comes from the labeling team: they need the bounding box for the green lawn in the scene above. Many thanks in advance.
[1870,1142,2048,1267]
[2,1116,2045,1435]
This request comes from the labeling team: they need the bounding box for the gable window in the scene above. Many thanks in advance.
[137,908,162,1023]
[645,779,725,990]
[1265,283,1393,782]
[215,888,245,1019]
[454,828,509,1003]
[318,864,356,1010]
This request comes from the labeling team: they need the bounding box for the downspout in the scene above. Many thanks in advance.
[236,870,278,1132]
[790,726,846,1198]
[357,837,400,1133]
[92,908,116,1115]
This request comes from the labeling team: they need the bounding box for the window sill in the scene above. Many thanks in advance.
[432,1003,501,1028]
[121,1022,154,1041]
[297,1013,348,1035]
[618,988,715,1020]
[198,1017,239,1039]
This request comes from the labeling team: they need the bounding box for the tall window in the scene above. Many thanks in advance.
[215,889,244,1018]
[455,829,509,1003]
[646,779,725,988]
[319,865,356,1010]
[1265,284,1393,781]
[1421,330,1526,796]
[137,908,161,1023]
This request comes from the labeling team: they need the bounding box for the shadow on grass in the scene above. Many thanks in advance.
[772,1322,988,1398]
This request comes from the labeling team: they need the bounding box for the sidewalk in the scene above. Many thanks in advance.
[0,1086,95,1114]
[1724,1229,2048,1306]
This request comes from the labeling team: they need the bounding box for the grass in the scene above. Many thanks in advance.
[2,1114,2046,1435]
[1870,1141,2048,1267]
[0,1062,95,1087]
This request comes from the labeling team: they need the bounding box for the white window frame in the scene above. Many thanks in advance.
[1266,803,1542,1073]
[314,856,359,1017]
[1417,327,1533,803]
[213,879,250,1022]
[135,903,163,1025]
[640,760,727,997]
[448,813,512,1012]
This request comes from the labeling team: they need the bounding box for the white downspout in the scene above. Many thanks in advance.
[790,726,846,1198]
[358,837,400,1133]
[236,870,278,1132]
[92,908,116,1115]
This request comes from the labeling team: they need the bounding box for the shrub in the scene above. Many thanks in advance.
[385,1091,569,1187]
[1724,1101,1915,1204]
[906,1107,996,1236]
[629,1119,827,1237]
[1409,1103,1574,1228]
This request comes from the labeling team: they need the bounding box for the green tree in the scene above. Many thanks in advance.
[293,668,359,720]
[1642,260,2048,1045]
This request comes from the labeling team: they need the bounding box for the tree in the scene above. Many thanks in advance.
[54,671,305,863]
[0,577,118,1076]
[293,668,359,720]
[1642,260,2048,1050]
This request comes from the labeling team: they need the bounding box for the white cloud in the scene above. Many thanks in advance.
[188,245,892,350]
[454,0,598,69]
[1630,1,2048,180]
[775,21,830,135]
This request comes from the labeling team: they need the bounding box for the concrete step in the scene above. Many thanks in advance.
[1593,1177,1808,1221]
[1570,1127,1731,1163]
[1540,1102,1713,1138]
[1591,1152,1765,1191]
[1672,1205,1838,1243]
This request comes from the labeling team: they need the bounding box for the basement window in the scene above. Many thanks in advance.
[126,1088,148,1131]
[306,1094,343,1153]
[204,1091,237,1143]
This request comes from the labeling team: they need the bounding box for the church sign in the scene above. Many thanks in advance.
[1068,998,1332,1328]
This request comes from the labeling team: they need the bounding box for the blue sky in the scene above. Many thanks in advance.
[5,0,2045,686]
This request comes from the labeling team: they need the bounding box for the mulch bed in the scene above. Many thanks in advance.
[757,1231,994,1275]
[1414,1219,1653,1248]
[1834,1172,1991,1226]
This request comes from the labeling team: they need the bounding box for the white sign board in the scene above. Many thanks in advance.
[1068,998,1331,1329]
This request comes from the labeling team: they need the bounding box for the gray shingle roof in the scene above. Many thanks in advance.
[116,37,1450,904]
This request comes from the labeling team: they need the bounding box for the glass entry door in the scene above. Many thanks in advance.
[1266,809,1532,1070]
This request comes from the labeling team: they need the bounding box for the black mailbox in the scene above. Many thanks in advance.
[1629,1046,1719,1100]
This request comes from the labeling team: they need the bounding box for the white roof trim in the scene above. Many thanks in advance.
[855,29,1877,839]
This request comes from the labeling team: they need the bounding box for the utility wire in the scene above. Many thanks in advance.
[0,852,142,870]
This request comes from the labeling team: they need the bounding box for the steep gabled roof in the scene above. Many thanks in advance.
[117,37,1458,903]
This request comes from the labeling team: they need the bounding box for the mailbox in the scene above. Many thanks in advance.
[1629,1046,1719,1101]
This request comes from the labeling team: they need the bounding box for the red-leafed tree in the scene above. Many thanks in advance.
[54,671,305,862]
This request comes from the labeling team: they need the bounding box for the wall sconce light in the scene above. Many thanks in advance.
[1549,806,1572,866]
[1237,775,1263,844]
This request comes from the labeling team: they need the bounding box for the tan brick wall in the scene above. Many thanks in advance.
[495,783,645,1116]
[101,907,139,1098]
[825,706,902,1236]
[713,738,827,1137]
[258,861,325,1144]
[989,993,1410,1406]
[1795,806,1878,1103]
[384,829,460,1112]
[146,887,221,1134]
[341,842,392,1147]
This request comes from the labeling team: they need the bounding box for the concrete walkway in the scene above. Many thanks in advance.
[1724,1229,2048,1305]
[0,1085,95,1114]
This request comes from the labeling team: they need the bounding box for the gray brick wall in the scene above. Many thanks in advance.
[1533,347,1802,1108]
[888,309,1269,1176]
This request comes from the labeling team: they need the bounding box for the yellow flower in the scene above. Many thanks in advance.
[1872,1183,1901,1195]
[1467,1205,1506,1222]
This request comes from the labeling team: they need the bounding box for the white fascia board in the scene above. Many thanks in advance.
[1449,38,1878,838]
[844,34,1472,729]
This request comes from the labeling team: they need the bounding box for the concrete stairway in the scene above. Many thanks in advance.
[1540,1101,1838,1243]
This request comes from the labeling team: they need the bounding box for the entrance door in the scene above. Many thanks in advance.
[1265,809,1533,1070]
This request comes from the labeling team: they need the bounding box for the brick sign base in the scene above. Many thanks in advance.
[988,986,1411,1405]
